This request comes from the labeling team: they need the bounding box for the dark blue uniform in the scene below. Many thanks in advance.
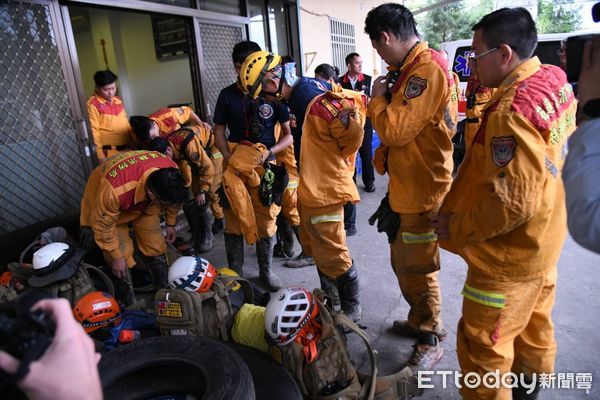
[213,83,289,149]
[287,77,331,161]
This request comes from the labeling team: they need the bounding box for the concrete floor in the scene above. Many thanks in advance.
[201,174,600,399]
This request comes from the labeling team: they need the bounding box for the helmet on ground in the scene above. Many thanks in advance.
[168,256,217,293]
[240,50,282,99]
[29,242,85,288]
[73,291,121,334]
[265,286,317,345]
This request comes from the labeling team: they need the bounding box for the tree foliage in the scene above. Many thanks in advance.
[537,0,581,34]
[416,0,493,49]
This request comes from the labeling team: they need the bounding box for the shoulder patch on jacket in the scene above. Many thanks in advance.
[511,65,575,133]
[404,76,428,99]
[490,136,517,167]
[309,93,356,125]
[391,56,421,95]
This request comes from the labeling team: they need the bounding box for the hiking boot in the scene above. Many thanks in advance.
[393,320,448,342]
[337,263,362,322]
[256,235,282,292]
[282,252,315,269]
[212,217,224,234]
[275,215,295,259]
[408,333,443,371]
[224,233,244,277]
[146,255,168,290]
[365,183,376,193]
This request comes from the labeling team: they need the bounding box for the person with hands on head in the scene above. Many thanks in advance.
[365,2,458,371]
[80,150,190,308]
[563,35,600,254]
[432,8,577,399]
[0,298,102,400]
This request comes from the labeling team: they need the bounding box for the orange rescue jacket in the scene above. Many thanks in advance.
[86,94,130,157]
[439,57,577,281]
[165,125,214,192]
[368,42,457,213]
[298,89,367,207]
[150,106,194,136]
[86,151,180,260]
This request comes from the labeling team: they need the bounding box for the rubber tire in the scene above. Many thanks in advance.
[99,336,255,400]
[225,342,303,400]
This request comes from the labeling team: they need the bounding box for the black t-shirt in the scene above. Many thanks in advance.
[213,83,289,148]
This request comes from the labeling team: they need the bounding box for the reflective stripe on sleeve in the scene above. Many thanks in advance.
[287,180,298,189]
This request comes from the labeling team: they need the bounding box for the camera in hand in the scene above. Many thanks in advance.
[0,292,55,389]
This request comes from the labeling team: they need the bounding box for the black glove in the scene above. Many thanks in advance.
[79,226,96,250]
[368,194,400,243]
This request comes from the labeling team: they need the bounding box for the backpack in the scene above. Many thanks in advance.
[154,275,254,340]
[43,262,96,306]
[269,290,421,400]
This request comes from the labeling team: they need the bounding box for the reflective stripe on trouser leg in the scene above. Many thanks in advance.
[457,266,557,400]
[300,202,351,279]
[390,211,443,334]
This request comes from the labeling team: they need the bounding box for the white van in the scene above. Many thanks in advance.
[441,31,597,120]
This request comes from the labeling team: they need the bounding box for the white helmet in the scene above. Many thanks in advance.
[32,242,71,271]
[168,256,217,293]
[265,287,315,345]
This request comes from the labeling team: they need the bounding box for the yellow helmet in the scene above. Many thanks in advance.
[240,51,282,99]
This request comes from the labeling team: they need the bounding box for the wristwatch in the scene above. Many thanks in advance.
[582,98,600,119]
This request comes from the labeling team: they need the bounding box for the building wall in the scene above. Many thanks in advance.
[72,8,195,117]
[298,0,384,79]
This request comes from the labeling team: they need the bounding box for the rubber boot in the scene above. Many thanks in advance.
[336,262,362,322]
[318,270,341,313]
[212,217,224,234]
[274,215,294,259]
[256,235,282,292]
[146,255,168,290]
[224,233,244,277]
[182,199,196,243]
[195,203,214,253]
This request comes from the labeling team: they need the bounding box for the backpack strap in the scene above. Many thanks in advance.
[81,263,114,297]
[208,280,234,340]
[332,313,377,400]
[217,275,255,304]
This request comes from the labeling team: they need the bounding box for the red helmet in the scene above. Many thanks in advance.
[73,291,121,334]
[0,271,12,287]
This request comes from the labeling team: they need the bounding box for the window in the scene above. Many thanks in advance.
[330,18,355,72]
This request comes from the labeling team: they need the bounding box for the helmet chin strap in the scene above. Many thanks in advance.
[261,76,285,100]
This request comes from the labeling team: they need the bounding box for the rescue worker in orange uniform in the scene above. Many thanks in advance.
[86,70,131,162]
[80,150,189,307]
[431,8,577,399]
[214,41,293,292]
[365,3,458,368]
[148,124,215,253]
[240,50,367,321]
[129,109,224,243]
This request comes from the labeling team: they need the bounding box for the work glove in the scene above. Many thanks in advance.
[368,194,400,244]
[79,226,96,250]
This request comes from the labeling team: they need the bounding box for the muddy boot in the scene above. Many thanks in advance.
[407,332,443,372]
[224,233,244,277]
[195,203,214,253]
[274,215,294,258]
[318,270,340,313]
[256,235,282,292]
[146,255,168,290]
[282,226,315,268]
[212,217,224,234]
[182,199,196,243]
[336,262,362,322]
